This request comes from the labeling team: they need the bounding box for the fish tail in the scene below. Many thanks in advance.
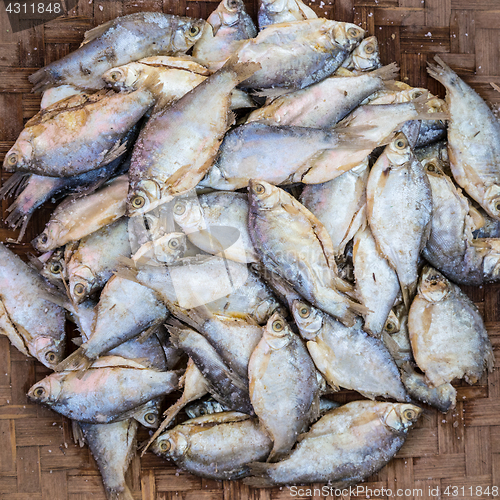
[107,485,135,500]
[54,346,91,373]
[28,67,56,93]
[242,463,275,488]
[401,280,417,311]
[220,53,261,85]
[113,257,140,283]
[140,396,186,456]
[426,55,459,90]
[371,62,400,81]
[71,420,85,447]
[0,172,30,200]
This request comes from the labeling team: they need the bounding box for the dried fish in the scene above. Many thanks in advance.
[408,266,494,387]
[0,243,66,368]
[29,13,206,92]
[258,0,317,29]
[244,400,421,487]
[341,36,381,72]
[151,412,272,479]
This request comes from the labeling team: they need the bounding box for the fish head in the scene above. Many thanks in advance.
[69,266,95,304]
[28,336,65,369]
[419,266,451,303]
[152,430,189,459]
[208,0,243,35]
[173,19,207,53]
[127,179,164,216]
[248,179,280,210]
[3,137,34,173]
[351,36,380,71]
[103,63,143,91]
[40,252,67,286]
[154,232,187,263]
[253,298,281,325]
[291,300,322,340]
[28,374,63,405]
[484,185,500,220]
[385,132,413,167]
[172,197,204,232]
[331,22,365,51]
[134,400,161,428]
[32,221,64,252]
[383,309,401,335]
[264,312,292,349]
[383,404,422,433]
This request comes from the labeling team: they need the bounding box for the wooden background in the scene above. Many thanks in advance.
[1,0,500,499]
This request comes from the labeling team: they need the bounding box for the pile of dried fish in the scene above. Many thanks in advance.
[0,0,497,497]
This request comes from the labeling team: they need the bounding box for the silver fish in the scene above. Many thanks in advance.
[29,356,180,423]
[340,36,381,72]
[291,300,407,401]
[408,266,494,387]
[126,56,260,216]
[244,401,421,487]
[79,419,138,500]
[151,412,272,480]
[427,56,500,220]
[32,175,129,253]
[237,19,364,89]
[67,217,131,304]
[248,313,319,461]
[248,180,366,326]
[193,0,257,70]
[0,242,66,368]
[366,132,433,307]
[28,13,206,92]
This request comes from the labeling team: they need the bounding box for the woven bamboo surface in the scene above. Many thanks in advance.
[1,0,500,499]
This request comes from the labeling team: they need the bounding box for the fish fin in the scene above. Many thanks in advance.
[0,172,30,200]
[0,298,31,356]
[71,337,83,347]
[137,323,159,344]
[401,280,417,311]
[370,62,400,81]
[4,210,31,243]
[113,258,140,283]
[468,205,485,231]
[411,93,449,121]
[230,89,256,109]
[426,55,457,90]
[491,82,500,94]
[140,393,189,456]
[28,67,56,93]
[242,463,274,488]
[167,304,211,331]
[26,253,44,272]
[100,140,128,167]
[219,53,261,85]
[54,346,91,373]
[82,18,117,44]
[71,420,86,447]
[251,86,294,100]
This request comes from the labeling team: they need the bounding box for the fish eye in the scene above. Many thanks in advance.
[131,195,145,209]
[199,408,206,415]
[494,201,500,213]
[144,413,156,424]
[394,137,407,150]
[272,319,284,332]
[426,161,437,172]
[6,153,18,166]
[40,233,48,245]
[73,283,86,296]
[159,440,171,452]
[173,202,186,215]
[348,27,361,38]
[413,90,423,98]
[33,386,45,398]
[365,43,375,54]
[403,408,417,420]
[50,262,62,275]
[252,183,265,195]
[188,26,200,37]
[168,238,180,250]
[384,320,396,333]
[45,351,57,364]
[108,70,122,82]
[227,0,238,9]
[298,306,310,318]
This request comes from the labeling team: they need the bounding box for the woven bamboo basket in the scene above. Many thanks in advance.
[1,0,500,499]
